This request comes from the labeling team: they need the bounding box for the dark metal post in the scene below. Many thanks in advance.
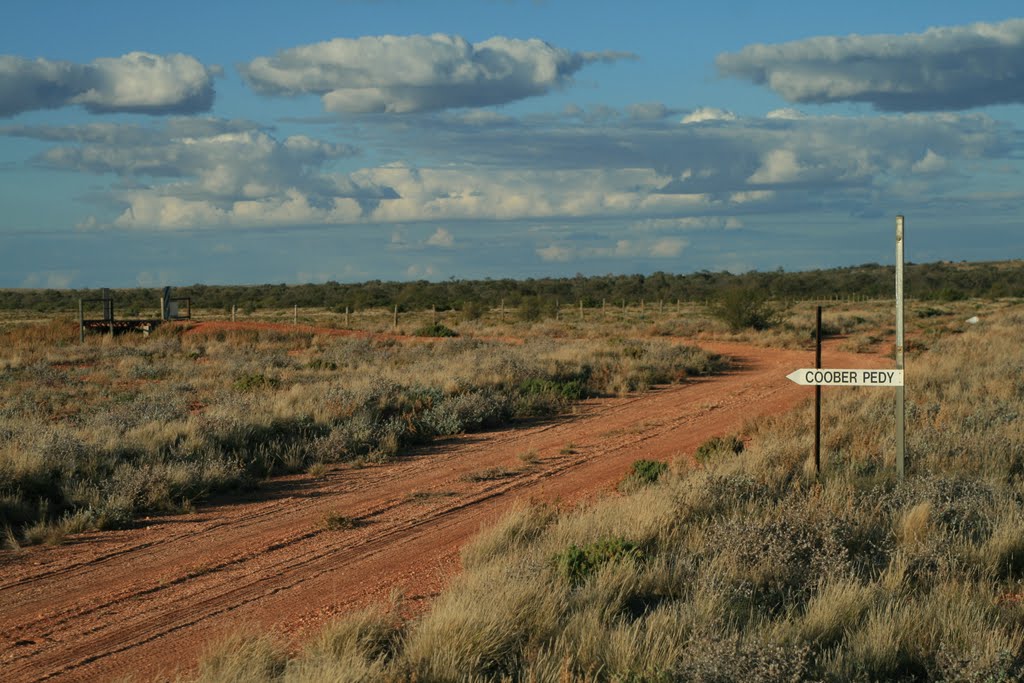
[393,304,398,328]
[79,299,84,343]
[815,305,822,475]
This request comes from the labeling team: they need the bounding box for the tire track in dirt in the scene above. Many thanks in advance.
[0,339,890,682]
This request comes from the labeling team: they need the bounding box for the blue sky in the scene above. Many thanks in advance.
[2,0,1024,288]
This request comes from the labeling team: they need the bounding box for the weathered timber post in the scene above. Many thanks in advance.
[393,305,399,328]
[896,216,906,479]
[79,299,84,343]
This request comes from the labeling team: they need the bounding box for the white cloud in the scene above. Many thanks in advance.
[0,52,217,117]
[425,227,454,247]
[537,237,688,262]
[912,149,948,174]
[406,263,439,278]
[748,149,803,184]
[765,108,806,120]
[537,244,573,262]
[20,270,76,288]
[681,107,737,124]
[717,18,1024,111]
[239,34,634,113]
[649,237,688,258]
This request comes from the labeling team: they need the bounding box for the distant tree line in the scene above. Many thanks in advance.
[2,260,1022,314]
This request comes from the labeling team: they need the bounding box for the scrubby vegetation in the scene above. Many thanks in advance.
[195,304,1024,681]
[0,321,722,547]
[2,260,1024,316]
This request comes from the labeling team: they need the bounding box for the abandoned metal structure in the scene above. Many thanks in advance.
[79,287,191,341]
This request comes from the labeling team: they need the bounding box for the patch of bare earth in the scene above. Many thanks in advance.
[0,339,889,682]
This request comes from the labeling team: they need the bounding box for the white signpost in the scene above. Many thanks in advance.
[788,216,907,478]
[786,369,903,387]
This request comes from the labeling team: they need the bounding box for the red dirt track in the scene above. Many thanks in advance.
[0,337,887,682]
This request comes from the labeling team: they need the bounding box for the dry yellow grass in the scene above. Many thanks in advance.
[192,299,1024,681]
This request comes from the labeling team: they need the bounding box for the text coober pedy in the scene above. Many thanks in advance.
[786,368,904,387]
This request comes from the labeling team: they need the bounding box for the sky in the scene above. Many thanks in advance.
[2,1,1024,288]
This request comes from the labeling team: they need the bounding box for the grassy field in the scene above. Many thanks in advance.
[0,311,724,548]
[187,299,1024,682]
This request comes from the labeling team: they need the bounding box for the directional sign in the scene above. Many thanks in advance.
[786,368,903,387]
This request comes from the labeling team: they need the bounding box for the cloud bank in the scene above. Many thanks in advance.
[239,34,634,113]
[0,52,217,117]
[716,18,1024,111]
[4,107,1014,232]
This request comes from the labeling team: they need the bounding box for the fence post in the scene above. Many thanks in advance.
[231,304,236,322]
[79,299,84,343]
[579,299,584,321]
[294,305,298,326]
[345,306,350,326]
[500,298,505,322]
[393,304,399,329]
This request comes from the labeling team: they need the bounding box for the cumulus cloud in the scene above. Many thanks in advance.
[716,18,1024,111]
[911,149,948,174]
[537,237,688,262]
[239,34,634,113]
[681,107,737,124]
[425,227,454,247]
[7,118,390,230]
[0,52,217,117]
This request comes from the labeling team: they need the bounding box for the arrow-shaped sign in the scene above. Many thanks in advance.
[787,368,904,387]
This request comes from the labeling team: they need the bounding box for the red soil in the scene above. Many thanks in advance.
[0,337,889,682]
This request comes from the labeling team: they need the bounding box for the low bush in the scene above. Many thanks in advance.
[694,434,744,464]
[412,323,458,338]
[619,459,668,492]
[555,537,642,587]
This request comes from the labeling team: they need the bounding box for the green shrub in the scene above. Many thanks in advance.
[555,537,642,587]
[412,323,459,338]
[519,377,587,402]
[619,459,669,492]
[695,434,744,464]
[324,513,362,530]
[712,287,777,331]
[232,373,279,392]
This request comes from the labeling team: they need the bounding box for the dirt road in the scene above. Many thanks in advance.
[0,339,887,682]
